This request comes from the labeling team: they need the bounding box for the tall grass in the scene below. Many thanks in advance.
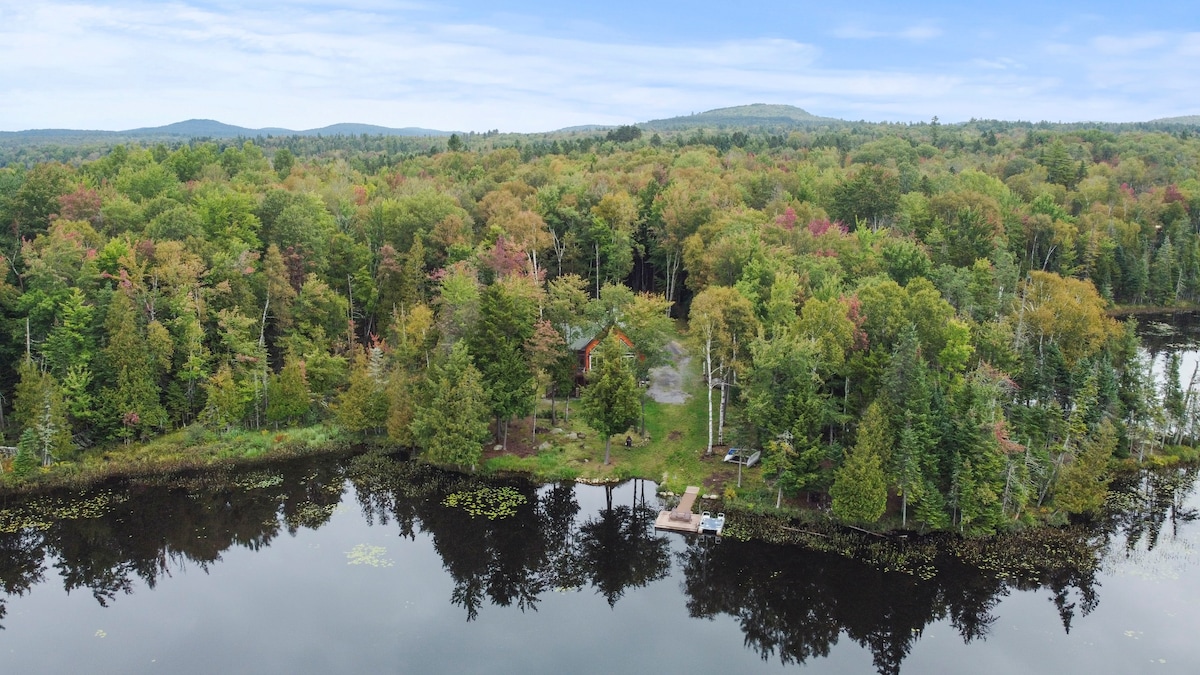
[1,424,357,494]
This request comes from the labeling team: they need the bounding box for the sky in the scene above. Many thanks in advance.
[0,0,1197,133]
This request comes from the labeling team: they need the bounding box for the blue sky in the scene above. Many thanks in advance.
[0,0,1196,132]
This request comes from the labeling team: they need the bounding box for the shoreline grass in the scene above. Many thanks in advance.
[0,423,368,495]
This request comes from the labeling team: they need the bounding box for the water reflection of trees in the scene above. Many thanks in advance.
[1103,465,1199,553]
[349,458,670,620]
[579,482,670,607]
[672,466,1200,673]
[0,455,349,628]
[2,454,1194,674]
[0,529,44,628]
[0,452,666,628]
[679,531,1102,675]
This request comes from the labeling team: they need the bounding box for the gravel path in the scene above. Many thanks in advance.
[647,340,691,404]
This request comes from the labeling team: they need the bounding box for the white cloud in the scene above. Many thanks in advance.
[1091,32,1168,55]
[970,57,1023,71]
[832,21,942,42]
[1179,32,1200,56]
[0,1,1196,131]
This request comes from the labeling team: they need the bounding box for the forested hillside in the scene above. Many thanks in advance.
[2,121,1199,532]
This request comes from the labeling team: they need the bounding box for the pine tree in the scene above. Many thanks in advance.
[41,287,95,379]
[468,282,537,447]
[881,326,939,528]
[11,359,45,437]
[831,437,888,525]
[12,360,73,465]
[385,368,417,446]
[943,373,1008,533]
[580,335,641,465]
[266,355,310,427]
[336,347,389,434]
[203,363,244,431]
[1149,237,1176,306]
[1055,419,1116,516]
[412,342,490,468]
[399,238,426,309]
[12,428,41,478]
[1041,139,1077,188]
[103,288,167,440]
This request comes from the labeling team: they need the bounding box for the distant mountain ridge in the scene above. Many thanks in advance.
[0,118,454,141]
[0,106,839,142]
[5,107,1196,146]
[1150,115,1200,125]
[641,104,837,130]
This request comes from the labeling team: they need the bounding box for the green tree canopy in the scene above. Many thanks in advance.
[580,335,641,465]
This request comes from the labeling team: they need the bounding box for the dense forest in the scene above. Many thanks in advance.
[2,118,1200,533]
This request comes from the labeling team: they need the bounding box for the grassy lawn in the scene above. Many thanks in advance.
[482,341,775,499]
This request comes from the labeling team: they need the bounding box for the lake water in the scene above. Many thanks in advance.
[3,316,1200,674]
[1,455,1197,674]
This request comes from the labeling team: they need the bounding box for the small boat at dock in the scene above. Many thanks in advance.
[655,487,726,536]
[699,511,725,535]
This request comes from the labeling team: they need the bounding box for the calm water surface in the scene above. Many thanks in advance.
[1,457,1197,674]
[2,316,1200,674]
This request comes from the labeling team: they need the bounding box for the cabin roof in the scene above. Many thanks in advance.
[568,332,598,352]
[568,324,633,352]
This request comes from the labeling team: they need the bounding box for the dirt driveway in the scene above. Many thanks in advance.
[647,340,690,404]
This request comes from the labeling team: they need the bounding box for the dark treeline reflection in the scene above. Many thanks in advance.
[0,454,350,628]
[1103,465,1199,556]
[347,453,670,619]
[679,535,1088,675]
[680,464,1200,675]
[1,452,1197,674]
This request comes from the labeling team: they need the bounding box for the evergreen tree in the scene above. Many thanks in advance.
[11,360,73,465]
[385,368,418,446]
[412,342,490,468]
[399,238,426,309]
[1041,139,1077,187]
[266,355,310,427]
[41,287,95,379]
[943,371,1010,533]
[1149,237,1176,306]
[12,428,40,478]
[203,363,244,431]
[11,359,45,438]
[468,282,537,447]
[580,335,641,465]
[336,347,389,434]
[1055,419,1116,516]
[882,326,940,528]
[103,288,167,440]
[831,435,888,525]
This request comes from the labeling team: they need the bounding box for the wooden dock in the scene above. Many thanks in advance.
[654,486,702,533]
